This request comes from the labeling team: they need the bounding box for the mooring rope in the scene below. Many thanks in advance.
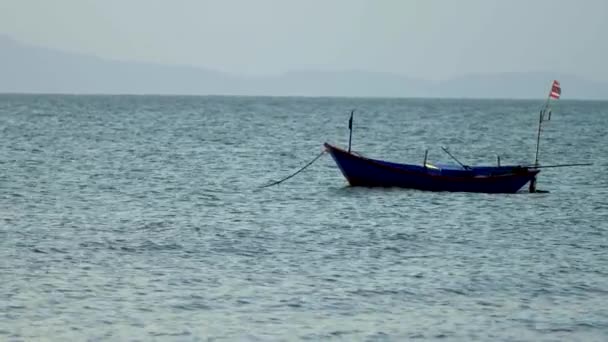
[259,150,327,188]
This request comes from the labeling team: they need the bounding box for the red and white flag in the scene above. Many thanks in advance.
[549,80,561,99]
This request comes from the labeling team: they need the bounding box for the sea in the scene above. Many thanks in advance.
[1,94,607,341]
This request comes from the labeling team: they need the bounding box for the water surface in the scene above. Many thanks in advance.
[1,95,607,341]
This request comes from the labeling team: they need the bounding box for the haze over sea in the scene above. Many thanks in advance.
[1,94,607,341]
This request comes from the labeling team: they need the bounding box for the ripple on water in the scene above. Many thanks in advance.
[1,95,608,340]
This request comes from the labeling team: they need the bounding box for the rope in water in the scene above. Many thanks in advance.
[259,150,327,188]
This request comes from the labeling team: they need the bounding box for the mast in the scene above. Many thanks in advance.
[347,110,354,153]
[533,97,550,167]
[533,80,560,167]
[530,80,561,193]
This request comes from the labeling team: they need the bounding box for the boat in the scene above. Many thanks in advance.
[323,81,590,193]
[324,143,539,193]
[262,81,590,193]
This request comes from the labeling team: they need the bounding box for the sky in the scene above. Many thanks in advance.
[1,0,607,81]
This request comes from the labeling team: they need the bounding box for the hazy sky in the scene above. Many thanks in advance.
[1,0,607,81]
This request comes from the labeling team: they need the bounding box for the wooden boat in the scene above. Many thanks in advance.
[324,81,590,193]
[263,81,590,192]
[324,143,539,193]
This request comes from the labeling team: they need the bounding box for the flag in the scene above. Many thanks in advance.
[549,80,561,99]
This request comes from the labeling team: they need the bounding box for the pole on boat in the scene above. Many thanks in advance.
[348,110,354,153]
[531,108,543,193]
[534,80,560,168]
[531,80,561,192]
[497,155,501,167]
[530,162,593,169]
[423,149,428,168]
[440,146,470,170]
[531,102,548,193]
[533,107,546,168]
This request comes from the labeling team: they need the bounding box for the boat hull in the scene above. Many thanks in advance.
[325,143,539,193]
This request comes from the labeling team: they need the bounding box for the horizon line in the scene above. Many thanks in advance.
[1,92,606,102]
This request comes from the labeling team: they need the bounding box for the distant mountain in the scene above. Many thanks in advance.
[434,72,608,100]
[2,35,607,99]
[0,35,241,95]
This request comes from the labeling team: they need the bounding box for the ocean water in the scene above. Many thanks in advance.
[1,94,607,341]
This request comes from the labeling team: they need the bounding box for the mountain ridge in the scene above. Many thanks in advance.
[1,35,607,99]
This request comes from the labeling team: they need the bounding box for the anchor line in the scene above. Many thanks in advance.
[259,150,327,188]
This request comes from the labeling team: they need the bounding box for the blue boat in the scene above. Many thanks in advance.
[263,81,589,192]
[320,82,598,193]
[324,143,540,193]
